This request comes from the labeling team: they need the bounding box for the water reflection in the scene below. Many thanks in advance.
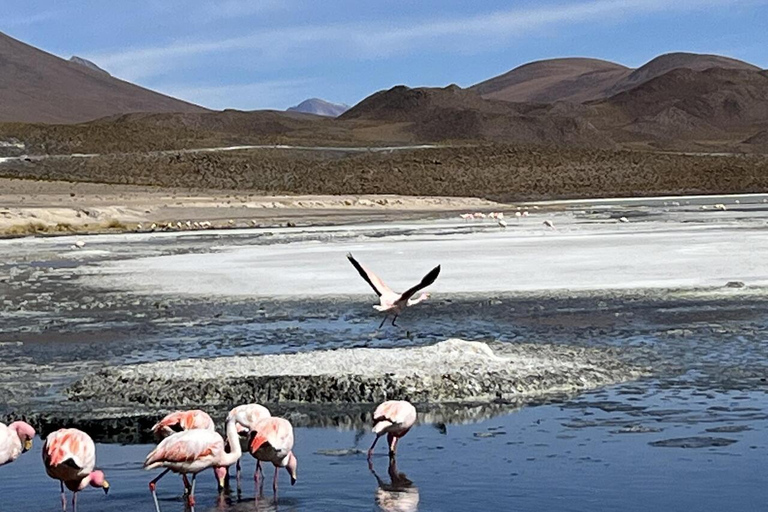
[370,458,419,512]
[9,401,543,444]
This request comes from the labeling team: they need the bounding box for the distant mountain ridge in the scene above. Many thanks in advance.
[287,98,349,117]
[0,31,208,124]
[472,52,761,104]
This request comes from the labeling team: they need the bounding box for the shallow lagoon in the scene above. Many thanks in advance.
[2,198,768,511]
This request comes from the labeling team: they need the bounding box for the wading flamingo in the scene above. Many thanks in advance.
[368,400,417,460]
[0,421,35,466]
[144,417,241,512]
[42,428,109,511]
[248,417,298,494]
[227,404,271,489]
[346,253,440,328]
[152,410,214,440]
[152,410,216,492]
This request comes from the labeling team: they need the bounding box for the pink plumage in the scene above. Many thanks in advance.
[368,400,417,459]
[43,428,109,510]
[151,410,214,440]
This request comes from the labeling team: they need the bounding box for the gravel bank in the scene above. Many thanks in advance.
[68,339,645,407]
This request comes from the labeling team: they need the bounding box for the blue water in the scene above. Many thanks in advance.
[5,387,768,512]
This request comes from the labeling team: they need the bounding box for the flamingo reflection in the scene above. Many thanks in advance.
[369,458,419,512]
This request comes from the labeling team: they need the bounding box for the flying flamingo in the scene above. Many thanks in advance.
[0,421,35,466]
[346,253,440,328]
[368,400,417,460]
[144,417,241,512]
[227,404,271,489]
[248,417,298,494]
[42,428,110,511]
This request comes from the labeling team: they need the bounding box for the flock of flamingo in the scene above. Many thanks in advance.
[0,253,436,511]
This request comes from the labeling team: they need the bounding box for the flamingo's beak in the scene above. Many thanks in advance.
[102,481,110,495]
[23,439,33,452]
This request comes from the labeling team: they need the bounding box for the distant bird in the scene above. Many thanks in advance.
[714,203,727,211]
[144,417,241,512]
[459,213,472,221]
[619,217,629,223]
[248,417,298,493]
[498,219,507,228]
[227,404,271,486]
[346,253,440,328]
[0,421,35,466]
[74,240,85,249]
[543,220,555,229]
[368,401,417,460]
[521,211,529,217]
[43,428,109,511]
[152,410,214,441]
[515,211,522,218]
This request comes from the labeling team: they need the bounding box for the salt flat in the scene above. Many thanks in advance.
[73,200,768,297]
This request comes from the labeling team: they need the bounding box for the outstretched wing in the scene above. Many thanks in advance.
[347,253,393,297]
[399,265,440,301]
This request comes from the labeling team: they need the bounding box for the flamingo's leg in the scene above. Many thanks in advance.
[236,459,242,496]
[391,315,399,327]
[388,433,399,457]
[182,474,190,495]
[60,481,67,512]
[368,433,381,459]
[72,492,77,512]
[188,474,197,511]
[378,316,388,329]
[149,468,171,512]
[273,465,279,494]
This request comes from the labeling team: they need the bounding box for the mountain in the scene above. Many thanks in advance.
[590,67,768,144]
[472,52,762,104]
[471,58,631,103]
[69,56,110,76]
[341,84,613,147]
[607,52,760,96]
[287,98,349,117]
[0,31,209,124]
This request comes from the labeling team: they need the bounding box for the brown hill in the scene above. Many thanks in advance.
[590,68,768,144]
[0,31,209,124]
[341,84,613,147]
[607,52,761,96]
[472,52,762,105]
[471,58,630,103]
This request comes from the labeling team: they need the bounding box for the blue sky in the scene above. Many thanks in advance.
[2,0,767,110]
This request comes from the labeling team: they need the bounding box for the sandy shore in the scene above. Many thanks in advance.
[0,177,505,236]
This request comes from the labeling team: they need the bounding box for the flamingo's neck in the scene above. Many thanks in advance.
[219,418,242,467]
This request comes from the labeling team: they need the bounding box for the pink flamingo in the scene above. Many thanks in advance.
[346,253,440,328]
[42,428,110,511]
[368,400,417,460]
[227,404,271,488]
[0,421,35,466]
[152,410,216,492]
[144,417,241,512]
[248,417,298,494]
[152,410,214,440]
